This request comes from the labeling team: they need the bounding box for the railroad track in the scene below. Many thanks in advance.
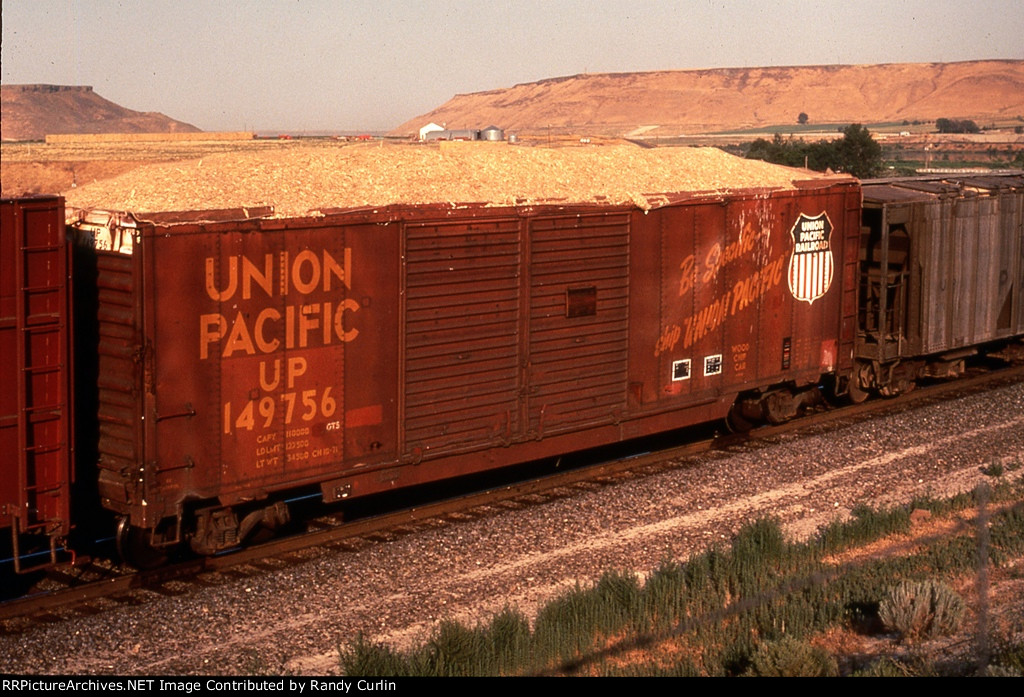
[4,361,1023,628]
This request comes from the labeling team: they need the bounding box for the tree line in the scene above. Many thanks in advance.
[935,118,980,134]
[745,123,882,179]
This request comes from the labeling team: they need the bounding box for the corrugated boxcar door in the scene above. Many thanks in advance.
[527,213,629,437]
[403,219,522,456]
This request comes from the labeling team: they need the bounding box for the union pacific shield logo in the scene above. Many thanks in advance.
[788,212,834,305]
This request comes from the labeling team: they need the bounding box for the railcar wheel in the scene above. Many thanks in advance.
[115,517,169,569]
[763,390,793,425]
[847,376,869,404]
[725,404,755,433]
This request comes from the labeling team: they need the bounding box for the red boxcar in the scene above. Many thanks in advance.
[69,179,860,557]
[1,196,75,572]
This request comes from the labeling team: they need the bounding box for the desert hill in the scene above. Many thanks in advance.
[1,84,201,141]
[393,60,1024,137]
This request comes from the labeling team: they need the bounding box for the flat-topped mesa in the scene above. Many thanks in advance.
[64,142,830,217]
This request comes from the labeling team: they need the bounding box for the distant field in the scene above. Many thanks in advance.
[1,137,324,162]
[0,137,342,196]
[43,130,257,145]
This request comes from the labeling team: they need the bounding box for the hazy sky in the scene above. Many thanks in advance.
[3,0,1023,132]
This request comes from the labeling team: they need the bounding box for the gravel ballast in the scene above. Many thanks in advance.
[2,380,1022,675]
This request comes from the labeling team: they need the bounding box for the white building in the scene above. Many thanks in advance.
[418,122,445,141]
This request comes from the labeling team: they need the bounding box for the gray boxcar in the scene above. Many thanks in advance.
[856,174,1024,396]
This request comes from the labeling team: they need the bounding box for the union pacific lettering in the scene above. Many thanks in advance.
[682,256,785,348]
[655,255,785,356]
[794,218,830,253]
[199,249,360,359]
[677,221,769,297]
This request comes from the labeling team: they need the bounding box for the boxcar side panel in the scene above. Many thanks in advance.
[180,219,396,506]
[950,198,973,348]
[915,184,1023,355]
[918,198,950,354]
[645,203,699,406]
[642,199,732,407]
[995,188,1024,337]
[1011,189,1024,334]
[85,215,402,522]
[83,182,861,529]
[725,197,782,388]
[637,184,857,417]
[93,245,144,518]
[754,195,796,383]
[0,196,74,569]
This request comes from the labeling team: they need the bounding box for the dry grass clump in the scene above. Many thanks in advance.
[63,142,815,216]
[338,483,1024,677]
[878,579,966,641]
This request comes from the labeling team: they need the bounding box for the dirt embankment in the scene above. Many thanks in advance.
[1,160,144,196]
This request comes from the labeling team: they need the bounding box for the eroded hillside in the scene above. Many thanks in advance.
[393,60,1024,136]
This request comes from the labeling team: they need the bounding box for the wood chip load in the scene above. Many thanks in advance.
[63,142,825,216]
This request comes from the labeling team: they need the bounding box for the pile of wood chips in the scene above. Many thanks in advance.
[63,142,820,217]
